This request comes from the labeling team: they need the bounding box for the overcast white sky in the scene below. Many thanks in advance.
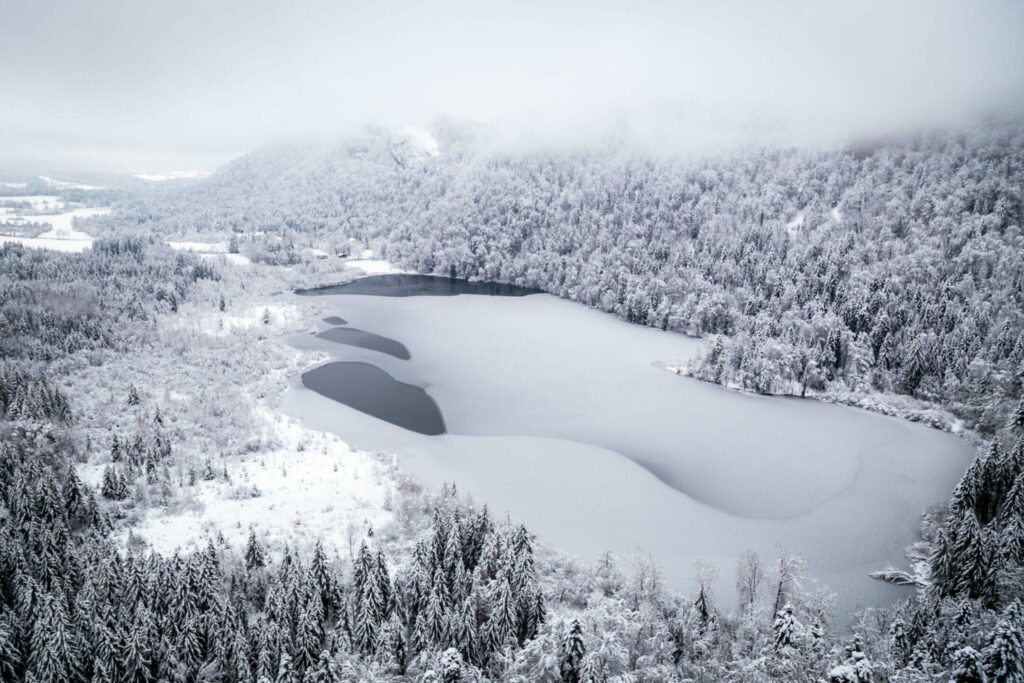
[1,0,1023,172]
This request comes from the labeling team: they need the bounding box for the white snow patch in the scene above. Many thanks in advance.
[0,195,63,211]
[168,239,229,253]
[831,207,843,223]
[168,303,303,337]
[110,409,392,556]
[0,181,27,189]
[0,204,110,251]
[135,170,211,182]
[31,207,111,238]
[399,125,440,157]
[347,258,407,275]
[0,235,92,252]
[785,213,805,234]
[198,252,251,266]
[39,175,107,191]
[168,240,250,266]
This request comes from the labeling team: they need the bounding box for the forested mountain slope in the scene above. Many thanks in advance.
[111,123,1024,434]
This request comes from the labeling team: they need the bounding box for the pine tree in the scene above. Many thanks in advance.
[438,647,464,683]
[28,594,77,682]
[127,385,141,406]
[951,646,986,683]
[0,614,16,682]
[276,650,297,683]
[120,611,152,683]
[773,603,799,653]
[693,584,714,633]
[246,528,267,570]
[296,593,325,671]
[948,511,985,597]
[983,601,1024,683]
[486,578,516,653]
[454,595,479,666]
[302,649,338,683]
[353,590,380,655]
[101,465,128,501]
[1011,398,1024,432]
[559,619,586,683]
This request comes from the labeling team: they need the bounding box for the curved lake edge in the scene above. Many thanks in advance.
[296,273,544,297]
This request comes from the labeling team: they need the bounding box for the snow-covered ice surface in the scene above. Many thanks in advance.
[280,290,973,613]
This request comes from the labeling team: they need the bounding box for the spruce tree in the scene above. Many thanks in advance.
[246,528,267,570]
[101,465,128,501]
[1011,398,1024,432]
[951,646,986,683]
[773,604,799,653]
[559,619,586,683]
[983,601,1024,683]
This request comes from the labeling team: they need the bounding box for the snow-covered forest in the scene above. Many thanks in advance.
[105,124,1024,434]
[0,117,1020,680]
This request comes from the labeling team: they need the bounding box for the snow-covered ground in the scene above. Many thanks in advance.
[0,235,93,252]
[94,408,392,556]
[0,204,111,251]
[168,302,304,337]
[0,194,63,211]
[38,175,107,191]
[346,258,408,275]
[168,239,252,265]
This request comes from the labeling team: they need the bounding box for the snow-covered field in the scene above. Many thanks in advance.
[0,194,63,211]
[168,239,252,265]
[168,302,304,337]
[346,258,408,275]
[0,205,111,251]
[38,175,107,191]
[0,234,93,252]
[98,409,393,556]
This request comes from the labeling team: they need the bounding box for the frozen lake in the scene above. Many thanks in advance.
[281,275,973,614]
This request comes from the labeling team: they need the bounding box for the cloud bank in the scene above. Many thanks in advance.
[1,0,1022,171]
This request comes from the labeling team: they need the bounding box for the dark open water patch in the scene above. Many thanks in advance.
[317,327,411,360]
[323,316,347,325]
[302,361,446,435]
[297,274,542,297]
